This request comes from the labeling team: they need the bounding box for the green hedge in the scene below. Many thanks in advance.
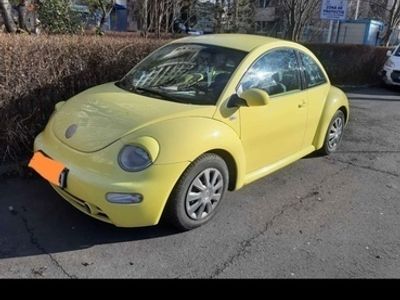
[0,34,388,165]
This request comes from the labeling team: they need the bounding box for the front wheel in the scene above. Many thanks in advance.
[319,110,345,155]
[164,153,229,231]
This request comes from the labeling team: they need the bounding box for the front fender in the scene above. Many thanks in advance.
[313,86,350,150]
[121,117,247,190]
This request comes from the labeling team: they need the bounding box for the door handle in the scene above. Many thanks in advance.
[298,100,306,108]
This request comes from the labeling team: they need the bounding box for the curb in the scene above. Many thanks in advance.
[347,93,400,100]
[338,84,379,89]
[337,83,382,91]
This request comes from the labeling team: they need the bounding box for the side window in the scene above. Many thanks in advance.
[300,53,327,88]
[238,49,301,96]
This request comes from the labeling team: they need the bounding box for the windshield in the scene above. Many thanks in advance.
[116,43,247,105]
[395,46,400,57]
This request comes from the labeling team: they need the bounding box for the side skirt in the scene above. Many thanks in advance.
[243,145,316,186]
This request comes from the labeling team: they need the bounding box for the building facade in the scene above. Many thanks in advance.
[254,0,277,34]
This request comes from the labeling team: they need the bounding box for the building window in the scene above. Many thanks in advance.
[258,0,271,8]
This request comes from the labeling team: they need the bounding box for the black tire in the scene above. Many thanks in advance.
[164,153,229,231]
[319,110,345,156]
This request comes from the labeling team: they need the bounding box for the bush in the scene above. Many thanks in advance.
[38,0,84,34]
[304,43,389,86]
[0,34,171,164]
[0,35,389,166]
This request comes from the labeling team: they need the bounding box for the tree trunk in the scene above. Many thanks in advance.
[233,0,239,31]
[0,0,17,33]
[156,1,162,38]
[286,11,295,40]
[165,1,170,33]
[215,0,223,33]
[17,0,28,32]
[383,28,393,47]
[99,12,107,29]
[97,1,115,34]
[143,0,148,38]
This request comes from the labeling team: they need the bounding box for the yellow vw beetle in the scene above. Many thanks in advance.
[30,34,349,230]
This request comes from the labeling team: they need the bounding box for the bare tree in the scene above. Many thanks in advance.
[280,0,319,41]
[0,0,17,32]
[212,0,255,33]
[164,0,173,33]
[136,0,149,37]
[235,0,255,33]
[371,0,400,46]
[87,0,115,34]
[232,0,239,31]
[134,0,190,37]
[214,0,225,33]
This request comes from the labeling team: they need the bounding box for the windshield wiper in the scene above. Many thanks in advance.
[134,86,182,102]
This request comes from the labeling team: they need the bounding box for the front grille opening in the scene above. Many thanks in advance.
[83,203,91,214]
[56,187,112,223]
[97,212,109,219]
[391,71,400,83]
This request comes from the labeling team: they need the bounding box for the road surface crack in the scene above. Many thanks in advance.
[210,191,317,278]
[209,166,347,278]
[18,209,76,278]
[330,158,399,177]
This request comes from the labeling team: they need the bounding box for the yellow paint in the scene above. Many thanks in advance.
[32,34,349,227]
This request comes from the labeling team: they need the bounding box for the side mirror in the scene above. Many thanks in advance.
[227,88,270,108]
[227,94,248,108]
[240,88,270,107]
[387,50,392,57]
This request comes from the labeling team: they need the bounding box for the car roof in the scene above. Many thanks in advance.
[170,34,283,52]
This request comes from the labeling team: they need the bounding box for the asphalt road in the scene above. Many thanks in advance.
[1,87,399,278]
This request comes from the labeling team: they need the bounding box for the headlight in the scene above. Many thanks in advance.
[118,145,153,172]
[385,59,395,68]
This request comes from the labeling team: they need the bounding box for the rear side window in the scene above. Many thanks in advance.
[300,52,327,88]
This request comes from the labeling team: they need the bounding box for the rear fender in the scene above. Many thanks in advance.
[313,86,350,150]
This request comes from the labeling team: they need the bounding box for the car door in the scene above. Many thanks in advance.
[297,51,330,147]
[238,48,308,174]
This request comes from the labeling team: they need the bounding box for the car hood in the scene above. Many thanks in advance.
[52,83,215,152]
[389,55,400,67]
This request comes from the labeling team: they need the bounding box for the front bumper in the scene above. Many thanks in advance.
[33,128,190,228]
[382,67,400,86]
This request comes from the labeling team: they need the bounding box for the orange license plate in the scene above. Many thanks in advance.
[28,152,68,188]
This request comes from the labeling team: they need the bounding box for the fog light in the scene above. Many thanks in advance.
[106,193,143,204]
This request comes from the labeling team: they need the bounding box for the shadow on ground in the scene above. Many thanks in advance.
[0,177,180,259]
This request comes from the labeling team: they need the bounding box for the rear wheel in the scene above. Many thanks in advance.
[164,153,229,231]
[319,110,345,155]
